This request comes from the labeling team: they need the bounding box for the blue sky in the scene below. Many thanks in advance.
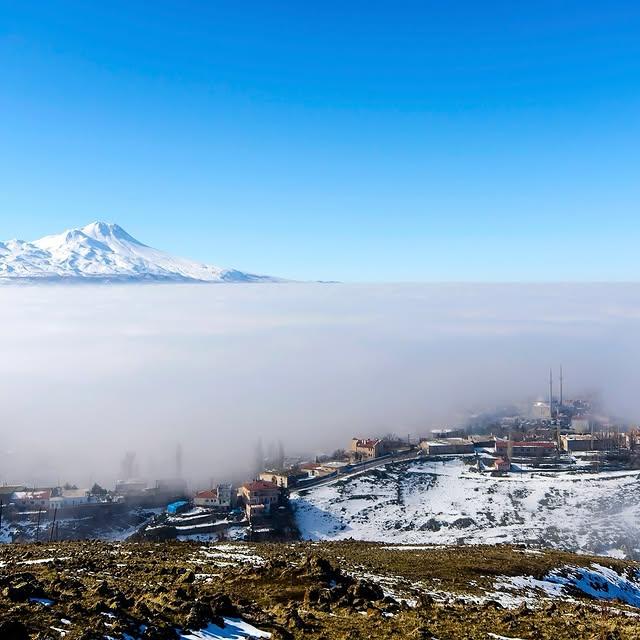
[1,1,639,281]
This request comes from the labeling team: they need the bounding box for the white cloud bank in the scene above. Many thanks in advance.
[0,283,638,487]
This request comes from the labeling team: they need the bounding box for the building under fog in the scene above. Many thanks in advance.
[532,401,551,419]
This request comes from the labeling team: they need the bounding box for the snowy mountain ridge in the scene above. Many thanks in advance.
[0,221,279,283]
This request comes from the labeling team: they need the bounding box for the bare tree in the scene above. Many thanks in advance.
[120,451,137,480]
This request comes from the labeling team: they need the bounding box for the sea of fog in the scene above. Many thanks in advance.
[0,282,639,488]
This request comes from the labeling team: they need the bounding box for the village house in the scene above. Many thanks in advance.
[493,457,511,472]
[419,438,474,456]
[11,489,52,510]
[496,440,557,458]
[469,435,497,449]
[349,438,385,461]
[216,483,232,506]
[0,485,25,506]
[49,488,91,509]
[239,480,280,520]
[194,489,219,507]
[115,479,148,496]
[299,462,327,477]
[318,461,349,474]
[300,461,349,478]
[193,484,232,508]
[561,433,623,453]
[258,470,308,488]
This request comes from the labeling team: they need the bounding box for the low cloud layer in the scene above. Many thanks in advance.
[1,283,639,488]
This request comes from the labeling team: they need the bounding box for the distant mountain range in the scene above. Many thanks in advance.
[0,222,279,283]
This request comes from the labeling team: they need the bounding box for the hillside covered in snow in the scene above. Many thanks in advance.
[292,459,640,559]
[0,221,278,283]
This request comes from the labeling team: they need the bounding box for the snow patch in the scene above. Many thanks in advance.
[180,617,270,639]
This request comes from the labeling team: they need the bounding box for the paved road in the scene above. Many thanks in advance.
[290,449,423,494]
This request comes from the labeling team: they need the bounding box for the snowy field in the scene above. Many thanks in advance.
[292,459,640,558]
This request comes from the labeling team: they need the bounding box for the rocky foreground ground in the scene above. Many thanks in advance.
[1,540,639,639]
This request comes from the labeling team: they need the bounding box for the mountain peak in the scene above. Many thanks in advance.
[0,222,279,283]
[81,221,142,245]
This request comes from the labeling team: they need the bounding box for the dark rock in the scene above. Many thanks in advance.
[304,586,321,604]
[175,586,190,600]
[177,570,195,585]
[285,609,306,630]
[142,624,179,640]
[186,601,213,630]
[1,573,46,602]
[269,625,294,640]
[77,631,104,640]
[347,579,385,602]
[209,593,239,618]
[93,580,113,597]
[0,620,30,640]
[417,593,435,610]
[303,555,341,583]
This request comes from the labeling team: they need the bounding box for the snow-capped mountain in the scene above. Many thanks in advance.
[0,221,278,283]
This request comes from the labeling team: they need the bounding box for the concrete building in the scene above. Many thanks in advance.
[193,484,233,508]
[469,435,497,449]
[0,485,25,505]
[50,488,91,509]
[239,480,280,519]
[571,416,591,434]
[299,462,328,477]
[419,438,474,456]
[115,479,148,496]
[532,401,551,419]
[216,483,232,507]
[496,440,557,458]
[349,438,385,461]
[561,434,622,452]
[258,470,308,488]
[300,461,349,478]
[11,489,52,510]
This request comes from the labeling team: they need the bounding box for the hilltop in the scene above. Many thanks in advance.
[1,540,640,639]
[292,458,640,559]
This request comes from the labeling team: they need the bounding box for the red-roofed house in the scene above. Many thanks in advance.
[193,484,232,508]
[193,490,218,507]
[493,457,511,472]
[239,480,280,519]
[350,437,385,461]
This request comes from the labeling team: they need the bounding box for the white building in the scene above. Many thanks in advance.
[115,479,148,496]
[11,490,52,510]
[532,401,551,419]
[50,489,91,508]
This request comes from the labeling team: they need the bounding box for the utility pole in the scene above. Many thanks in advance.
[559,365,563,407]
[49,507,58,542]
[35,509,42,542]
